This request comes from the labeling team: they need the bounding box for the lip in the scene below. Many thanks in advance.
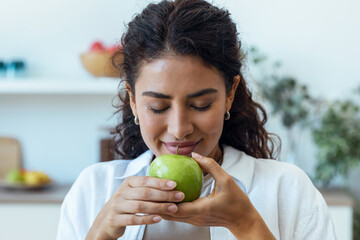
[163,140,201,155]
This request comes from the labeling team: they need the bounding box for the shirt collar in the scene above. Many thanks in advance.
[114,150,153,180]
[221,145,254,194]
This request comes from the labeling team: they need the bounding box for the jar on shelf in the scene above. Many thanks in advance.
[6,60,26,79]
[0,61,6,78]
[98,126,116,162]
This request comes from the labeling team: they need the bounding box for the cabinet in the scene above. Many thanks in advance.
[0,204,61,239]
[0,185,70,240]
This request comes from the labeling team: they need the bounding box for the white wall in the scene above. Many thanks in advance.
[0,0,152,78]
[1,0,360,198]
[228,0,360,99]
[0,94,117,183]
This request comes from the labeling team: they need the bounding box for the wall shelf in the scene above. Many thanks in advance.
[0,78,121,95]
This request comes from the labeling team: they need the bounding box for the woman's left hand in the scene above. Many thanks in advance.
[160,152,275,239]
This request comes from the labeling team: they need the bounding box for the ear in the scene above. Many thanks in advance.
[225,75,240,111]
[125,83,137,117]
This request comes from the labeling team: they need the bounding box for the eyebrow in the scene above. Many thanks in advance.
[142,88,218,99]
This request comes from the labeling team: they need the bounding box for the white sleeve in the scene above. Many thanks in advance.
[297,194,337,240]
[56,169,93,240]
[275,163,338,240]
[292,182,337,240]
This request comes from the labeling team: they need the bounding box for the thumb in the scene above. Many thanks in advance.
[191,152,227,181]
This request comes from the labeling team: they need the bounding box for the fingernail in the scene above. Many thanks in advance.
[191,152,200,159]
[168,204,177,212]
[167,181,176,188]
[175,192,184,200]
[153,216,161,222]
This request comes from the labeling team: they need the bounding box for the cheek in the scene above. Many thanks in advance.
[197,109,224,137]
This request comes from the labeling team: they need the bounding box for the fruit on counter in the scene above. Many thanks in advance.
[149,154,203,202]
[5,169,25,184]
[5,169,51,186]
[23,171,51,186]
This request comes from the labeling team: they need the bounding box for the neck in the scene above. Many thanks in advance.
[202,146,223,177]
[214,145,223,165]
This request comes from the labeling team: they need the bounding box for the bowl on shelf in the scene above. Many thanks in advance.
[80,51,124,78]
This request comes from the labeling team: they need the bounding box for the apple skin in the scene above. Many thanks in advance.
[90,41,106,52]
[149,154,203,202]
[5,169,24,184]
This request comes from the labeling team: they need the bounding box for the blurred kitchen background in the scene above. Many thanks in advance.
[0,0,359,239]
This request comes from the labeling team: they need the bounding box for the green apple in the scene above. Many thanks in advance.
[149,154,203,202]
[5,169,24,184]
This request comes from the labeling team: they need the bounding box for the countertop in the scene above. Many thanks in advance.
[0,185,355,207]
[0,184,355,207]
[0,184,71,204]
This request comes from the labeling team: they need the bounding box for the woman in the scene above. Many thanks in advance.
[57,0,336,239]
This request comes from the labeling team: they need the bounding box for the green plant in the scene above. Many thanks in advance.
[249,47,315,129]
[249,47,319,166]
[312,98,360,186]
[249,46,360,186]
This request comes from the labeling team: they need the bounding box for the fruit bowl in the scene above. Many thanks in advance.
[81,41,124,78]
[80,51,123,78]
[1,169,54,191]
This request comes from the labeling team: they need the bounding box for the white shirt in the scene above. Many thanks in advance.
[57,145,336,240]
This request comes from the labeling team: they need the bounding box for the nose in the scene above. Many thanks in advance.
[167,105,194,140]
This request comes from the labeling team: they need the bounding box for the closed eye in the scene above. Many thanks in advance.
[192,103,212,111]
[148,103,212,114]
[148,106,169,114]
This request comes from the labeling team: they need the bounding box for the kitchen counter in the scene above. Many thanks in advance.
[0,185,355,240]
[0,184,71,204]
[320,188,355,207]
[0,184,354,207]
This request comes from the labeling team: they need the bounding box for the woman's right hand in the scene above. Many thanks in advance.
[85,176,185,240]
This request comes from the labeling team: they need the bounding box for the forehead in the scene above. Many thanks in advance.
[135,55,225,94]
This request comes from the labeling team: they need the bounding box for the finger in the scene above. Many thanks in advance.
[127,176,177,190]
[160,214,215,227]
[120,200,179,215]
[158,197,207,219]
[116,214,162,226]
[125,187,184,202]
[171,196,210,217]
[191,152,227,181]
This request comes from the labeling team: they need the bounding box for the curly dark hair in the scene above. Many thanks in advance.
[112,0,280,160]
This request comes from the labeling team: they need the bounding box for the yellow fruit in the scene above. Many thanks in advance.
[23,171,51,186]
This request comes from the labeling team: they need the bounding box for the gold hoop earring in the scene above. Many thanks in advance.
[134,115,139,125]
[224,111,230,120]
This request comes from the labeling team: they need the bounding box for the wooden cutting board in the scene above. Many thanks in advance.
[0,137,22,179]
